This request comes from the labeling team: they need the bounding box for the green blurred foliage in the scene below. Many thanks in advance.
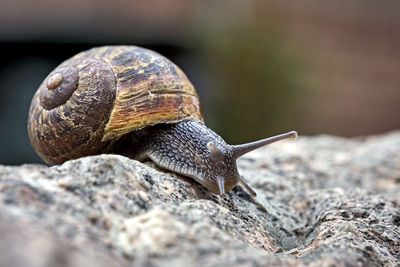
[194,23,307,143]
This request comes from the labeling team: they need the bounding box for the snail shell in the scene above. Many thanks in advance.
[28,46,203,165]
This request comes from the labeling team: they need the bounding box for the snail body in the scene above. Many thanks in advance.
[28,46,297,197]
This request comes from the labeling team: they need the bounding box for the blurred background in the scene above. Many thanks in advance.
[0,0,399,165]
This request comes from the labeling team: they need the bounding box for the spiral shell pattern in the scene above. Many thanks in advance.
[28,46,203,164]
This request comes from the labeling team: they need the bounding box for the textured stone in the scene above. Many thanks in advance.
[0,131,399,266]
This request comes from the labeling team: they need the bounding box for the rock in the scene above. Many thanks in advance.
[0,131,400,266]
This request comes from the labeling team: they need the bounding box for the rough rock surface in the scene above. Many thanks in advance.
[1,132,400,267]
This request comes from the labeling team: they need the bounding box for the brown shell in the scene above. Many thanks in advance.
[28,46,203,165]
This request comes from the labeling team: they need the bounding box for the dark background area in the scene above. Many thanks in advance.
[1,0,399,165]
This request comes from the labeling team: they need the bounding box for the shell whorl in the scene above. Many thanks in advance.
[28,56,117,164]
[28,46,203,165]
[39,66,79,110]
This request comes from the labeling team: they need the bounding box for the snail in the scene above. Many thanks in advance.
[28,46,297,197]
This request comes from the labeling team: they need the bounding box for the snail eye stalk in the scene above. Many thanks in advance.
[231,131,298,159]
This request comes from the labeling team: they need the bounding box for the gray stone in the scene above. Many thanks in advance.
[0,131,399,266]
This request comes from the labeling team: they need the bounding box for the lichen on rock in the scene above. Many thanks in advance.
[0,132,399,266]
